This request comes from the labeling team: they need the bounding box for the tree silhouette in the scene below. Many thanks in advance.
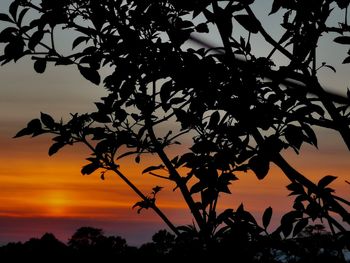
[68,226,129,261]
[0,233,69,263]
[68,226,105,250]
[0,226,348,262]
[0,0,349,250]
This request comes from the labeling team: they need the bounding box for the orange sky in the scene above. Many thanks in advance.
[0,127,349,245]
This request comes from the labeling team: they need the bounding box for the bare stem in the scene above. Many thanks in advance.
[81,137,180,236]
[110,164,180,236]
[145,118,205,231]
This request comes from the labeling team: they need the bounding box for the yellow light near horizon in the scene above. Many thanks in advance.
[43,191,69,217]
[0,131,349,230]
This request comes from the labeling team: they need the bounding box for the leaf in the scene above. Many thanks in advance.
[302,124,318,148]
[306,202,321,220]
[48,142,64,156]
[27,119,42,130]
[4,39,25,61]
[308,104,325,117]
[269,0,283,15]
[293,201,304,212]
[248,156,270,180]
[170,97,186,105]
[178,152,195,167]
[176,225,194,233]
[72,36,89,49]
[81,162,99,175]
[0,27,17,43]
[13,127,32,138]
[95,139,111,153]
[234,15,259,34]
[218,184,231,194]
[236,203,245,215]
[201,188,216,208]
[0,13,13,23]
[160,80,173,109]
[240,36,245,47]
[171,156,179,166]
[242,210,258,225]
[280,212,298,238]
[262,206,273,229]
[28,30,44,50]
[34,59,47,73]
[9,1,19,20]
[334,36,350,45]
[286,182,305,195]
[152,186,163,195]
[76,26,97,36]
[142,165,164,174]
[190,140,217,153]
[22,119,42,137]
[318,175,337,189]
[220,172,238,182]
[132,200,149,214]
[190,182,206,194]
[174,109,191,130]
[17,8,29,26]
[343,56,350,64]
[40,112,55,128]
[179,20,194,29]
[284,125,304,151]
[91,112,111,123]
[336,0,350,9]
[196,23,209,33]
[293,218,308,237]
[78,65,101,85]
[208,111,220,130]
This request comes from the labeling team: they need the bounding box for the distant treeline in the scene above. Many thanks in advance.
[0,225,349,263]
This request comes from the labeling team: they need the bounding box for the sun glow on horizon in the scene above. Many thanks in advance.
[44,191,70,217]
[0,118,349,245]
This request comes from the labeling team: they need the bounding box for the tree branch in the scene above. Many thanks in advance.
[244,5,294,61]
[145,118,205,231]
[81,137,180,236]
[272,154,350,225]
[109,164,180,236]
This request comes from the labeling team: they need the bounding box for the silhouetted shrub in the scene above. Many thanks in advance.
[0,227,349,262]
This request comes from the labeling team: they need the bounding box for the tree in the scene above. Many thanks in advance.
[151,229,175,254]
[0,233,69,263]
[1,0,349,248]
[68,227,105,250]
[68,226,127,252]
[68,227,128,261]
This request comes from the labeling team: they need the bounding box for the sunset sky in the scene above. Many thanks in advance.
[0,0,349,246]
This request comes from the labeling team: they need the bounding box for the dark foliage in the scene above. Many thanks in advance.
[0,0,349,253]
[0,227,349,263]
[0,233,69,263]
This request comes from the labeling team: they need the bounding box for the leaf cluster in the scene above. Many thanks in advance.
[2,0,350,245]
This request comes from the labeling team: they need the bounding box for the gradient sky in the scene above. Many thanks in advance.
[0,1,349,246]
